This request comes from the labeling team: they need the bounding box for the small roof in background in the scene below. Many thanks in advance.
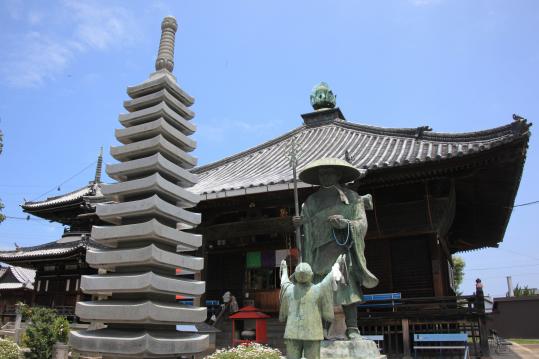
[0,265,35,290]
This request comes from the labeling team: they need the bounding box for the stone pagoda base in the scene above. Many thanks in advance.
[321,338,386,359]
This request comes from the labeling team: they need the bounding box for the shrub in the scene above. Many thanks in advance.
[0,339,21,359]
[15,302,32,321]
[22,307,70,359]
[205,342,282,359]
[52,316,70,344]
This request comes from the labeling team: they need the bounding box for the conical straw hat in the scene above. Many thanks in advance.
[299,157,361,185]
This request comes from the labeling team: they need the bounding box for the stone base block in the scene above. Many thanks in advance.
[320,338,386,359]
[70,329,209,357]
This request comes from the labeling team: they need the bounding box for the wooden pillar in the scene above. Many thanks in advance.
[476,288,491,357]
[401,318,412,358]
[194,271,202,307]
[384,239,393,292]
[429,236,444,297]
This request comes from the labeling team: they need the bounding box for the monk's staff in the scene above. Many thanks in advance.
[287,136,302,262]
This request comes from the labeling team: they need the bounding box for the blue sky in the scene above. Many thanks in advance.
[0,0,538,297]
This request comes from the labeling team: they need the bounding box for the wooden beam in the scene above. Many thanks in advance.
[200,217,293,240]
[365,228,436,241]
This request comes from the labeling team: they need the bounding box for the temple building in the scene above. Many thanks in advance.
[191,88,530,354]
[0,265,35,323]
[193,84,531,311]
[0,150,106,316]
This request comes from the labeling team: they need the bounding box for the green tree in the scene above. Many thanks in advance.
[22,307,70,359]
[452,255,465,292]
[513,284,537,297]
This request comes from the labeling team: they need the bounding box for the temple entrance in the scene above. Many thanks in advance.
[206,252,245,305]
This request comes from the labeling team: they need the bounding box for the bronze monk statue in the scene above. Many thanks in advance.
[293,158,379,339]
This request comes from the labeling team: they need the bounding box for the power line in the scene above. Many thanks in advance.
[3,215,47,221]
[0,236,58,242]
[476,272,539,280]
[30,159,97,202]
[498,248,539,262]
[513,200,539,208]
[467,263,539,271]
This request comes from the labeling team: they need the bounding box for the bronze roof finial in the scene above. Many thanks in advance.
[310,82,336,110]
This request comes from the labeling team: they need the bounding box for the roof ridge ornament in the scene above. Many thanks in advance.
[310,82,336,110]
[415,126,432,139]
[155,16,178,73]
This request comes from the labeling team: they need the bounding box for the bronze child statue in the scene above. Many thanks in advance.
[293,158,379,339]
[279,256,344,359]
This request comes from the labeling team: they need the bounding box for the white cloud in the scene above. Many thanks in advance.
[0,1,136,88]
[2,32,73,87]
[64,0,134,50]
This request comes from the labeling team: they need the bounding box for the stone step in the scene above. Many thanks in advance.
[95,195,200,227]
[91,219,202,251]
[111,134,196,168]
[127,72,194,106]
[86,244,203,273]
[75,300,206,324]
[80,271,205,296]
[119,102,195,135]
[124,88,194,120]
[70,328,208,356]
[102,172,200,207]
[116,117,195,151]
[106,153,198,187]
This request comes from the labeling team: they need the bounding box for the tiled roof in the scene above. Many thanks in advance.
[21,183,103,211]
[191,110,531,197]
[0,266,35,290]
[0,283,28,290]
[0,237,95,261]
[11,266,35,284]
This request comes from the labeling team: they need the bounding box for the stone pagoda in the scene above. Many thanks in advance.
[70,16,209,357]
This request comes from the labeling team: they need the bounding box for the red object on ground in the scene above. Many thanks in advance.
[229,306,270,346]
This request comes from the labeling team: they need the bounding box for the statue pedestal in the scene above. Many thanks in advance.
[326,306,347,340]
[321,338,386,359]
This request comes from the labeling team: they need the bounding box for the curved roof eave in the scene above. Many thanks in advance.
[190,117,531,196]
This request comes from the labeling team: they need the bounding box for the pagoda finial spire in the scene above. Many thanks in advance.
[155,16,178,73]
[94,146,103,184]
